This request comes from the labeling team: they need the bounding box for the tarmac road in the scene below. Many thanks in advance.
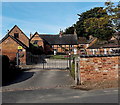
[2,68,119,103]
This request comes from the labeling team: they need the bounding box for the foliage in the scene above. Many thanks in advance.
[83,16,115,40]
[29,43,44,55]
[64,2,119,40]
[2,55,10,71]
[76,7,115,40]
[63,26,75,34]
[105,1,120,32]
[76,7,108,38]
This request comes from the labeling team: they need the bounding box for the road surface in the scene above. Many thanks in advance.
[2,68,118,103]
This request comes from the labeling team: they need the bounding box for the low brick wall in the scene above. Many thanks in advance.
[79,55,119,84]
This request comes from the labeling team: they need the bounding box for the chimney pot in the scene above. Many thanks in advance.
[59,29,63,37]
[30,32,33,38]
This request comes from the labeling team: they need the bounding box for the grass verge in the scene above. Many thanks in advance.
[49,55,69,60]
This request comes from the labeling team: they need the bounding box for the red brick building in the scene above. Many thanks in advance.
[0,25,100,65]
[0,25,29,64]
[86,37,120,55]
[30,32,85,55]
[8,25,29,47]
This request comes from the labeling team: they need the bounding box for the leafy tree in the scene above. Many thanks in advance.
[75,7,108,38]
[63,26,74,34]
[83,15,115,40]
[105,1,120,32]
[64,3,119,40]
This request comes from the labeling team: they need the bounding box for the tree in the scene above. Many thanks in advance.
[63,26,74,34]
[105,1,120,32]
[75,7,108,39]
[64,3,118,40]
[83,15,115,40]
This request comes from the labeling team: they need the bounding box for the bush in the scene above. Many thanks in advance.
[2,55,10,71]
[2,55,10,83]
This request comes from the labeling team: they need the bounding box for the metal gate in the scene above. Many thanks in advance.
[36,54,71,70]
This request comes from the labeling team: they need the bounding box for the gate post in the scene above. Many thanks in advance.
[69,52,71,70]
[75,57,77,84]
[43,61,44,69]
[75,57,80,85]
[78,56,81,85]
[16,52,19,67]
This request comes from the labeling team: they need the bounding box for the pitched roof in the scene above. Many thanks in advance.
[88,39,120,49]
[8,25,29,40]
[39,34,78,45]
[30,32,40,41]
[0,34,28,49]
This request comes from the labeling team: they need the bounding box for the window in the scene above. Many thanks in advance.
[52,45,54,48]
[33,40,38,44]
[14,33,19,38]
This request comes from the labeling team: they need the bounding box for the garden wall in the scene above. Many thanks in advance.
[79,55,119,84]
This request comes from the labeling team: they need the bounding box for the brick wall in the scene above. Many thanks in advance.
[0,37,27,64]
[30,34,44,47]
[79,55,119,84]
[9,26,29,47]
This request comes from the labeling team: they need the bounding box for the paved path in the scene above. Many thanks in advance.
[2,69,74,92]
[2,67,118,103]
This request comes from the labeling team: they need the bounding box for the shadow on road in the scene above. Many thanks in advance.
[3,71,35,86]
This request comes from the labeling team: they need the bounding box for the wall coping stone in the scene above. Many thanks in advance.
[80,54,120,58]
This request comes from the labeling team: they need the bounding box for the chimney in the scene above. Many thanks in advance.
[7,30,9,34]
[74,28,77,35]
[30,32,33,38]
[59,29,63,37]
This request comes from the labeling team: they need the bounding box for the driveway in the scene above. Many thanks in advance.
[2,67,118,103]
[2,69,74,91]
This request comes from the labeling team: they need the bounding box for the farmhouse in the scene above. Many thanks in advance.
[30,31,78,54]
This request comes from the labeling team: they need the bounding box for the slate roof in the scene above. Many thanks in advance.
[0,34,28,49]
[39,34,78,45]
[30,32,98,45]
[88,39,120,49]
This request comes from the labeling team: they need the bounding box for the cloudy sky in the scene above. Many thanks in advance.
[1,1,118,38]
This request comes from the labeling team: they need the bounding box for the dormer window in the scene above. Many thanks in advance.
[14,33,19,38]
